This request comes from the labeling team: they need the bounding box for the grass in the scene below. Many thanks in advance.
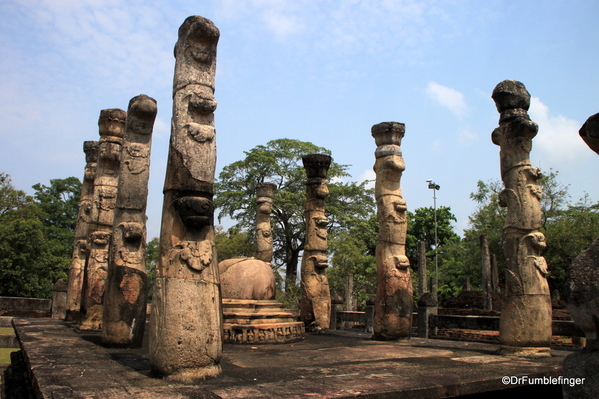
[0,347,17,364]
[0,327,14,335]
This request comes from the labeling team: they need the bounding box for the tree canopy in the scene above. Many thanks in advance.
[0,174,81,298]
[214,139,376,291]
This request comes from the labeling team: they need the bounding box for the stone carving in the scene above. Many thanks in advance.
[255,182,277,262]
[491,80,551,356]
[149,16,222,382]
[299,154,332,332]
[219,258,276,300]
[562,113,599,399]
[80,109,126,330]
[65,141,98,322]
[371,122,413,341]
[102,95,157,347]
[579,112,599,155]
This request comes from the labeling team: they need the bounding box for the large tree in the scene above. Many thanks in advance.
[214,139,375,290]
[0,174,81,298]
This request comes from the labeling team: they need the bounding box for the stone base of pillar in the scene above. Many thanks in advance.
[77,304,103,331]
[223,299,304,344]
[500,294,552,348]
[497,345,551,358]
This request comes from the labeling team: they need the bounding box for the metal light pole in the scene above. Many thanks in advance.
[426,179,440,300]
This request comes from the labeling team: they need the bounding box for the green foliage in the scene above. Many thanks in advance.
[214,226,255,263]
[445,170,598,300]
[328,215,377,310]
[0,174,81,298]
[146,237,159,301]
[214,139,375,291]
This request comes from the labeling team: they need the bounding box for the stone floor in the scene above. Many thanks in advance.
[7,318,572,398]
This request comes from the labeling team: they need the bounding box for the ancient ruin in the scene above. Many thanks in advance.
[80,109,126,330]
[255,182,277,262]
[219,183,304,344]
[65,141,98,322]
[562,112,599,399]
[371,122,413,341]
[299,154,332,331]
[102,94,157,347]
[491,80,552,355]
[148,16,222,382]
[579,112,599,155]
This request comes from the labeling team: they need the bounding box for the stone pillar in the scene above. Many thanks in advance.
[51,279,68,320]
[65,141,98,322]
[371,122,413,341]
[417,293,437,338]
[491,254,500,293]
[491,80,551,356]
[102,95,157,347]
[80,109,126,330]
[480,234,492,310]
[149,16,222,382]
[255,182,277,262]
[562,113,599,399]
[299,153,332,332]
[417,241,427,297]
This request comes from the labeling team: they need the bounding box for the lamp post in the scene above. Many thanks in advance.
[426,179,440,301]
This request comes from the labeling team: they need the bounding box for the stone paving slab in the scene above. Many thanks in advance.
[11,318,571,398]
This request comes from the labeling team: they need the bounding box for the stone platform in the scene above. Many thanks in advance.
[8,318,572,398]
[222,299,304,344]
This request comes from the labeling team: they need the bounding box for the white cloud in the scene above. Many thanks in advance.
[529,97,589,166]
[359,169,376,189]
[426,82,467,118]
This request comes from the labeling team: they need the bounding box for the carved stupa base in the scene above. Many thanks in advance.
[222,299,304,344]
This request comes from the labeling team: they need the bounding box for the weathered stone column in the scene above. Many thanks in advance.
[80,109,126,330]
[480,234,492,310]
[65,141,98,322]
[255,182,277,262]
[371,122,413,341]
[102,95,157,347]
[491,80,551,356]
[562,112,599,399]
[149,16,222,382]
[299,154,332,332]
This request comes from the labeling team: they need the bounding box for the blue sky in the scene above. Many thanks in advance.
[1,0,598,240]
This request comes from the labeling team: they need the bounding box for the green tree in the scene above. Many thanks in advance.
[214,226,254,263]
[214,139,375,291]
[0,174,81,298]
[146,237,159,301]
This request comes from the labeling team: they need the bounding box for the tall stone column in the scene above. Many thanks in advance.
[149,16,222,382]
[255,182,277,263]
[80,109,126,330]
[371,122,412,341]
[480,234,492,310]
[102,95,157,347]
[491,80,551,356]
[65,141,98,322]
[299,154,332,332]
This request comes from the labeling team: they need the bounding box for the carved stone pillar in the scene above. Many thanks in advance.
[491,80,551,356]
[149,16,222,382]
[255,182,277,262]
[65,141,98,322]
[371,122,413,341]
[299,154,332,332]
[102,94,157,347]
[80,109,126,330]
